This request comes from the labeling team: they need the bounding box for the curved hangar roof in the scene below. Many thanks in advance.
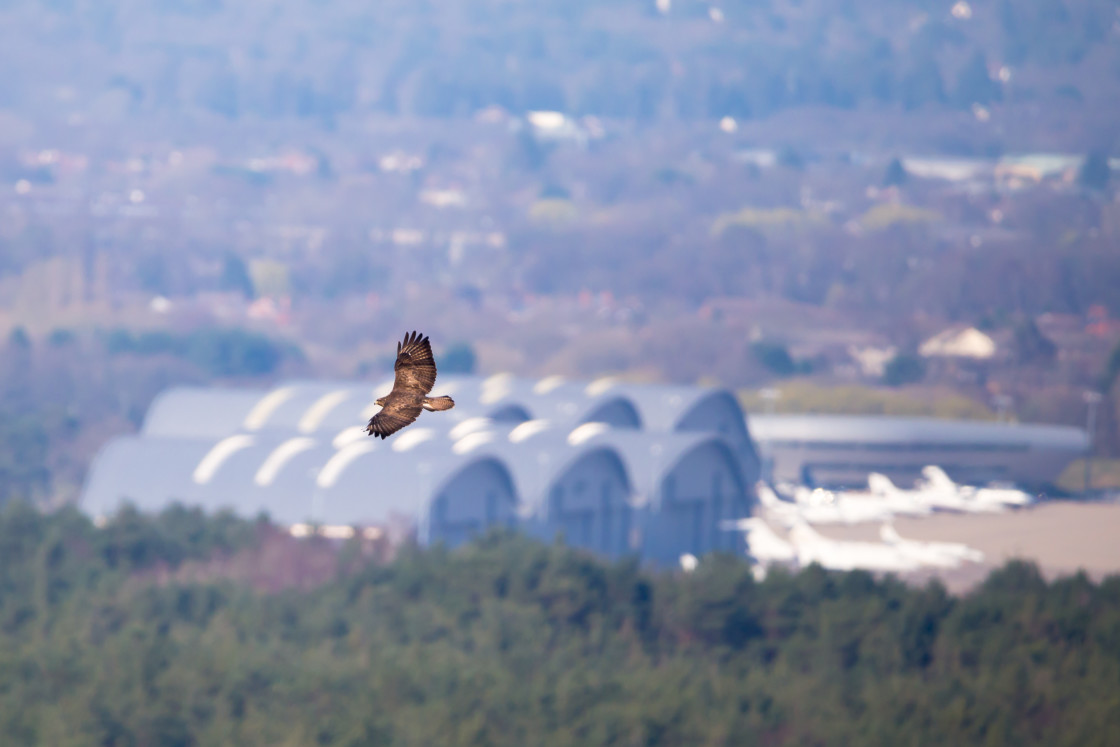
[140,375,756,457]
[436,374,760,473]
[437,374,750,431]
[142,378,525,440]
[83,429,519,532]
[84,412,757,562]
[88,375,760,562]
[142,381,390,439]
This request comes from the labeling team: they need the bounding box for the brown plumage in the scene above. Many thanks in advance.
[366,331,456,439]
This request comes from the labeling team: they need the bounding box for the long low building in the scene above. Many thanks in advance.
[82,376,759,565]
[139,374,762,480]
[748,414,1089,491]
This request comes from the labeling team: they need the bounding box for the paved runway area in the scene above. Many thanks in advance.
[811,500,1120,592]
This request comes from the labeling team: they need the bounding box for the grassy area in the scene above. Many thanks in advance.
[528,198,579,224]
[1057,458,1120,493]
[739,380,996,420]
[710,206,826,236]
[858,203,941,231]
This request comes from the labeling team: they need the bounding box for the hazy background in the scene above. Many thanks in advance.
[1,0,1119,505]
[2,3,1120,744]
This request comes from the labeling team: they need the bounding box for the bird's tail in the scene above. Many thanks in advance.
[422,395,455,411]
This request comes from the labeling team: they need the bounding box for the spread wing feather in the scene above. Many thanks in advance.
[366,401,423,439]
[365,331,439,439]
[393,330,438,394]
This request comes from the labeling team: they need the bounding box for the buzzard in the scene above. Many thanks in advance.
[365,331,455,439]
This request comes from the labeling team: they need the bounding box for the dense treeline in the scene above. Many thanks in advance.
[1,503,1118,745]
[103,326,301,378]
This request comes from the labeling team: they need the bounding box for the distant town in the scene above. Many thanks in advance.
[0,0,1118,507]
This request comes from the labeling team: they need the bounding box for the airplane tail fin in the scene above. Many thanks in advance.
[921,465,956,491]
[787,520,819,544]
[423,395,455,411]
[756,482,782,507]
[867,472,898,496]
[879,523,902,544]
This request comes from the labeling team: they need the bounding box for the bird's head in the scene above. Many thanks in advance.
[375,396,387,407]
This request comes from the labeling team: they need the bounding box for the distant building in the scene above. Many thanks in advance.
[418,188,467,208]
[994,154,1082,185]
[919,327,996,359]
[748,414,1087,491]
[901,157,989,183]
[523,111,590,146]
[82,376,1089,560]
[848,345,898,377]
[82,375,759,565]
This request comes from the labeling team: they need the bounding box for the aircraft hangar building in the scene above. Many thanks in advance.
[442,420,642,558]
[571,425,751,565]
[433,375,760,479]
[87,376,1086,564]
[83,427,523,546]
[82,376,760,565]
[748,414,1089,491]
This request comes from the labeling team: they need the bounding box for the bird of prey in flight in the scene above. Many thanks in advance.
[366,331,455,439]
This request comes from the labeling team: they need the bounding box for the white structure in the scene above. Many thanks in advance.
[879,524,984,567]
[919,327,996,359]
[82,376,759,566]
[749,414,1087,490]
[787,522,922,573]
[868,466,1033,514]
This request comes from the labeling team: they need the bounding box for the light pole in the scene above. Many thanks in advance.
[1084,391,1103,493]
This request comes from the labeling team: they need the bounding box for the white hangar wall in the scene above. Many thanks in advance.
[571,427,751,566]
[427,458,520,547]
[83,435,213,516]
[142,388,266,439]
[537,447,637,558]
[419,420,646,559]
[644,438,748,565]
[436,375,760,481]
[85,429,523,547]
[748,414,1089,489]
[82,375,762,565]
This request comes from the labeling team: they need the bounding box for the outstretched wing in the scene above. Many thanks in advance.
[366,399,423,439]
[392,330,438,396]
[365,331,438,439]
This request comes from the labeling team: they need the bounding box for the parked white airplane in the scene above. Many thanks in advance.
[725,513,983,575]
[787,521,922,573]
[756,482,811,524]
[868,467,1030,514]
[723,517,797,565]
[878,523,985,568]
[830,485,935,519]
[761,482,918,526]
[921,465,1034,508]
